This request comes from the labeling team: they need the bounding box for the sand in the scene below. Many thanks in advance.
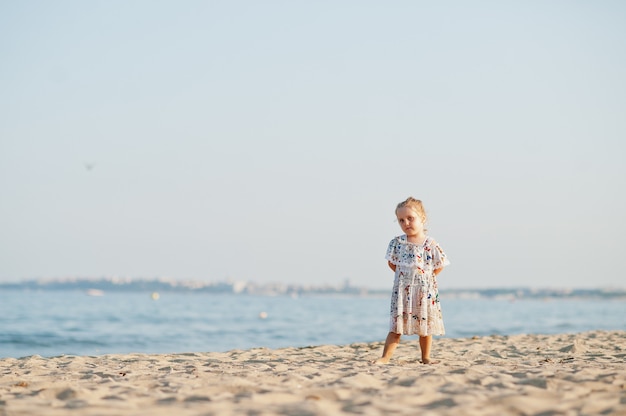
[1,330,625,415]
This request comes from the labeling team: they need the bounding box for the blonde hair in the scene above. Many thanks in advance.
[396,197,427,224]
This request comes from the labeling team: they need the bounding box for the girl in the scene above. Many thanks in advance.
[375,197,450,365]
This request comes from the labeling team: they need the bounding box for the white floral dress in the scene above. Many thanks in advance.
[385,235,450,336]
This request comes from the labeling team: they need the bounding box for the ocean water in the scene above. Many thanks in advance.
[1,291,625,358]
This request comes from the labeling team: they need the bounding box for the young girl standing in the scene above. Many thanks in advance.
[375,197,450,365]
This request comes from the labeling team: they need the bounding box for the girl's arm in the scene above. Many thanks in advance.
[388,261,396,272]
[433,267,443,276]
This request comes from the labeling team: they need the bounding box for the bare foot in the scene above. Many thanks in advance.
[421,358,440,365]
[372,357,390,365]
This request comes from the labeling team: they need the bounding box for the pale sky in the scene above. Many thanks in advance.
[1,1,625,289]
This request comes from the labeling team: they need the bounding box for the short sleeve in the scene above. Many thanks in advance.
[431,240,450,270]
[385,238,399,265]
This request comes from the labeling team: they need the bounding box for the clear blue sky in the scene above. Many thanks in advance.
[1,1,624,289]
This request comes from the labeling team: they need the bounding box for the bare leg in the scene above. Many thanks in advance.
[419,335,438,364]
[374,332,401,364]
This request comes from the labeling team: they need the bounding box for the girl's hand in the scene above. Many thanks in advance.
[388,261,397,272]
[433,267,443,276]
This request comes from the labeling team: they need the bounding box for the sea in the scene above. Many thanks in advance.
[1,290,625,359]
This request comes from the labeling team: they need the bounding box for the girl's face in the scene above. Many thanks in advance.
[396,206,425,237]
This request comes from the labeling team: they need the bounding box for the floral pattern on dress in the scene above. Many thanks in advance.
[385,235,449,336]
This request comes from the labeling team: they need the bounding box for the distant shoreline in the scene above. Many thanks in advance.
[1,278,625,300]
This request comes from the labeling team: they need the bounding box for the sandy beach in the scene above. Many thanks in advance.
[1,330,624,415]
